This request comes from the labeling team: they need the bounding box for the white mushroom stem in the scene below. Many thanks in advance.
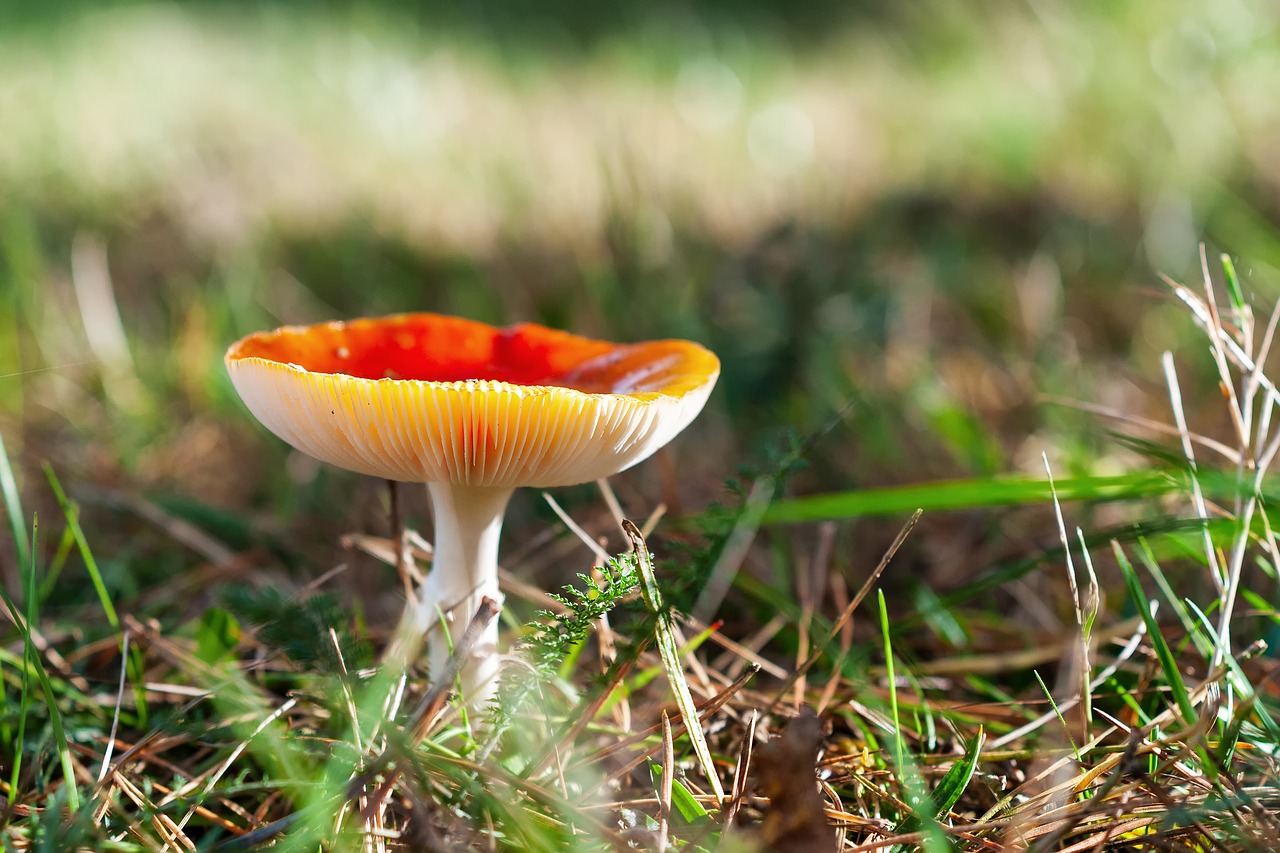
[407,482,513,699]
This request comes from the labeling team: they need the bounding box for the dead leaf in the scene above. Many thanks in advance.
[751,707,837,853]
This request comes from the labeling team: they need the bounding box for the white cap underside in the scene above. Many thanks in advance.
[227,361,716,487]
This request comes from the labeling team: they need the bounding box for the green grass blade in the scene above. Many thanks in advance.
[880,592,950,852]
[669,777,708,823]
[879,589,904,773]
[0,428,30,572]
[650,761,710,822]
[764,471,1174,525]
[43,464,119,630]
[1221,253,1245,314]
[0,647,107,713]
[625,520,725,804]
[6,550,29,800]
[1113,541,1196,725]
[932,727,983,820]
[1032,670,1080,764]
[0,517,81,811]
[1183,598,1280,740]
[1135,537,1204,653]
[38,522,77,604]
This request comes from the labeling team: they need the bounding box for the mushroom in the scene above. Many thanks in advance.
[225,313,719,696]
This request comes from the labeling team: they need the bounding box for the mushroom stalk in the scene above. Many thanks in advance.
[408,482,513,697]
[226,314,720,714]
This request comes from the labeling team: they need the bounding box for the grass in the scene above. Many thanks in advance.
[6,1,1280,849]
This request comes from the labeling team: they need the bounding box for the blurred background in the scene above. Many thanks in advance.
[2,0,1277,623]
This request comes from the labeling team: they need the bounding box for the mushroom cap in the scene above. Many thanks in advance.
[225,313,719,488]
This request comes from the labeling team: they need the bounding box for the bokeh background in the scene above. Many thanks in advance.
[2,0,1278,623]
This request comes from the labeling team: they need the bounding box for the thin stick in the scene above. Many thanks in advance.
[581,665,754,770]
[1042,454,1092,737]
[172,697,299,834]
[600,665,759,786]
[719,614,787,682]
[794,522,836,711]
[682,614,788,679]
[1198,245,1249,449]
[766,509,921,716]
[596,478,626,532]
[543,492,611,564]
[1168,278,1280,399]
[640,504,667,538]
[624,520,726,803]
[330,628,364,755]
[405,598,503,741]
[97,631,130,785]
[725,710,758,827]
[989,612,1148,749]
[657,713,674,852]
[1248,297,1280,458]
[1163,351,1226,593]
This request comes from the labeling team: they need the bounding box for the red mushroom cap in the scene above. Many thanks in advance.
[225,313,719,487]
